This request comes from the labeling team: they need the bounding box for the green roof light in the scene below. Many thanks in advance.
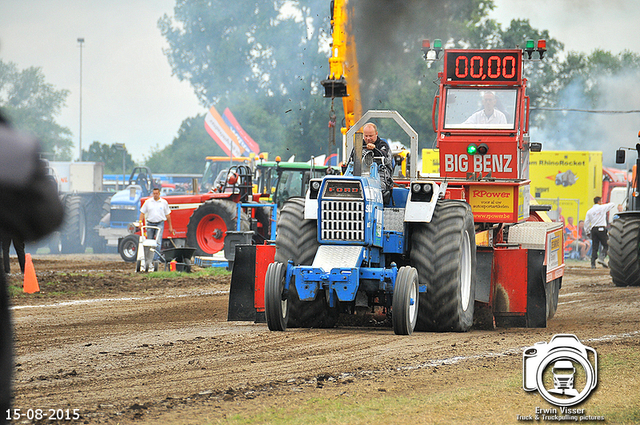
[467,144,478,155]
[526,39,535,49]
[433,39,442,49]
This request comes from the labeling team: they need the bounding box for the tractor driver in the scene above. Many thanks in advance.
[139,187,175,261]
[362,122,394,204]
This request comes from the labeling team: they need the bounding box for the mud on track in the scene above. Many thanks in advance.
[6,255,640,424]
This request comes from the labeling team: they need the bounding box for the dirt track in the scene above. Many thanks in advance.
[6,255,640,424]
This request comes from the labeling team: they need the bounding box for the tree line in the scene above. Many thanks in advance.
[2,0,639,174]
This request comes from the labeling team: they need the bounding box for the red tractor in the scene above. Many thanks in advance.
[134,158,330,262]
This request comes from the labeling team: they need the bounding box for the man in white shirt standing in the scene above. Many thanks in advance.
[463,91,507,126]
[138,187,174,261]
[584,196,621,269]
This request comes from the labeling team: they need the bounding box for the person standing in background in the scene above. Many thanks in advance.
[138,187,175,261]
[584,196,622,269]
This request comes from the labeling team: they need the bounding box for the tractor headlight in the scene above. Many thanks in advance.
[410,182,435,202]
[309,179,322,200]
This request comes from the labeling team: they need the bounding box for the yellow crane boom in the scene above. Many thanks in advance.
[322,0,362,134]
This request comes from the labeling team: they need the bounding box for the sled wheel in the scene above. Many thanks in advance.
[546,278,561,319]
[265,262,288,331]
[392,266,419,335]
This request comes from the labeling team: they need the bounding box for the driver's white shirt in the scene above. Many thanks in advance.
[140,197,170,223]
[464,109,507,125]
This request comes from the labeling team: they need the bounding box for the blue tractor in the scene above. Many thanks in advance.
[264,111,476,335]
[98,166,158,261]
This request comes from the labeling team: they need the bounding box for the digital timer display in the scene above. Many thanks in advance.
[445,51,521,83]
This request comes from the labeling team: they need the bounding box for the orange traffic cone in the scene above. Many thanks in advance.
[23,253,40,294]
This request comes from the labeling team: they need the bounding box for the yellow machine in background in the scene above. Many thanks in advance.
[321,0,362,132]
[321,0,362,164]
[528,151,603,222]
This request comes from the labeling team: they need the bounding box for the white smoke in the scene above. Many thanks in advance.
[533,68,640,167]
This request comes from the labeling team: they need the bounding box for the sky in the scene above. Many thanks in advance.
[0,0,639,163]
[488,0,640,55]
[0,0,204,162]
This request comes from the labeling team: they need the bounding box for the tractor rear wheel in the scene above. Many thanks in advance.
[61,195,87,254]
[410,200,477,332]
[392,266,419,335]
[609,214,640,287]
[274,197,337,328]
[186,200,248,256]
[265,262,288,331]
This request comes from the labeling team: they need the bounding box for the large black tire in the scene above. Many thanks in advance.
[265,262,288,331]
[546,278,561,319]
[60,195,87,254]
[48,233,63,254]
[186,200,248,256]
[410,200,477,332]
[274,197,337,328]
[119,234,139,263]
[392,266,419,335]
[609,215,640,287]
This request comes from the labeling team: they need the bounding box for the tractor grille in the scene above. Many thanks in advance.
[320,200,365,242]
[111,209,138,225]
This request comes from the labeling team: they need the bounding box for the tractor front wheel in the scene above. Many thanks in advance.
[265,262,288,331]
[274,197,337,328]
[392,266,419,335]
[119,234,139,263]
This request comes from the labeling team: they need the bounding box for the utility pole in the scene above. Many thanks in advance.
[77,37,84,162]
[114,143,126,190]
